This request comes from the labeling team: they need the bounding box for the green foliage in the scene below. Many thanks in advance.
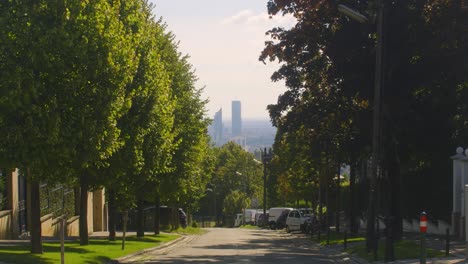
[262,0,468,221]
[223,190,250,218]
[208,142,263,219]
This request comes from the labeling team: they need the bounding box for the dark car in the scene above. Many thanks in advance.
[256,213,269,226]
[275,210,290,229]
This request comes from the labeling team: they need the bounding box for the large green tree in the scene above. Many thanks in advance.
[261,0,468,248]
[210,142,263,225]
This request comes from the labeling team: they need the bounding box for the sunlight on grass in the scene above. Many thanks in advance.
[314,231,365,246]
[239,224,259,229]
[171,226,207,235]
[0,234,180,264]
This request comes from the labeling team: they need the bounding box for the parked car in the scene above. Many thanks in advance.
[275,210,290,229]
[268,207,293,229]
[234,214,243,227]
[256,213,269,226]
[298,208,314,233]
[285,209,308,233]
[244,209,257,225]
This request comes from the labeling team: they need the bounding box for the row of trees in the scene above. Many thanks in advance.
[261,0,468,253]
[0,0,211,253]
[198,142,264,226]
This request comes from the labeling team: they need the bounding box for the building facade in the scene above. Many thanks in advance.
[232,101,242,137]
[213,108,223,146]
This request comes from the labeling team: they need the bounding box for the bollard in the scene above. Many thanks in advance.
[327,227,330,246]
[420,212,427,264]
[344,230,348,250]
[318,229,321,241]
[445,227,450,257]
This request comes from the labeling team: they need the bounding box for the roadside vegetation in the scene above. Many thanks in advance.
[0,234,179,264]
[346,240,445,262]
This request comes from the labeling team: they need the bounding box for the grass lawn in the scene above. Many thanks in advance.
[171,226,207,235]
[0,233,180,264]
[313,231,366,246]
[345,239,445,262]
[239,224,259,229]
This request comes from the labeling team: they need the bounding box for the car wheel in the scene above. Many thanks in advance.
[286,225,290,233]
[270,222,276,230]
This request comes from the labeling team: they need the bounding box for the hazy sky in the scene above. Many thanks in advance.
[150,1,295,120]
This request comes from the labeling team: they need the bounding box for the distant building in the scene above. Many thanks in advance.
[232,101,242,137]
[213,108,223,146]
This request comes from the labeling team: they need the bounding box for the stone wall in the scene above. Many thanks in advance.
[0,210,12,239]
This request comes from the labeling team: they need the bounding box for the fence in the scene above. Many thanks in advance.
[40,183,75,218]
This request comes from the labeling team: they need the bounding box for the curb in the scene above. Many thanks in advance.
[108,235,189,263]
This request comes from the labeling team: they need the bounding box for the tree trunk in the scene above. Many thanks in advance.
[154,195,160,235]
[79,173,89,245]
[108,189,116,241]
[349,161,358,234]
[30,176,42,254]
[121,210,128,250]
[388,140,402,240]
[336,161,340,233]
[136,199,144,237]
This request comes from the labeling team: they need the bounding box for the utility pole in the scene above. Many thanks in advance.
[367,0,385,258]
[262,148,273,220]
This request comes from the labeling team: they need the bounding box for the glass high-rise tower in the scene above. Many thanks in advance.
[232,101,242,137]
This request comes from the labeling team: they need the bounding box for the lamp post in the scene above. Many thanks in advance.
[236,171,247,225]
[253,157,264,225]
[337,0,385,259]
[261,148,273,224]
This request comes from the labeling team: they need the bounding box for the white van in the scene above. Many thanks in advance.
[268,207,293,229]
[244,209,257,224]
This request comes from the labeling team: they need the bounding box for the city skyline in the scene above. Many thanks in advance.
[151,1,296,119]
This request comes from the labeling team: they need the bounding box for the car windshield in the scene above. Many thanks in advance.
[299,209,312,216]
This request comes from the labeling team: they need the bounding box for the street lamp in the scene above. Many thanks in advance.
[337,5,369,23]
[337,0,386,260]
[235,171,247,225]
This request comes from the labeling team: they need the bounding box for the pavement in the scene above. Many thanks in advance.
[1,230,468,263]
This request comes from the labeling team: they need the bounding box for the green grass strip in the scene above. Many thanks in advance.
[345,239,445,261]
[0,234,180,264]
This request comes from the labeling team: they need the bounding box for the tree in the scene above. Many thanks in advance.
[210,142,263,225]
[223,190,250,226]
[261,0,468,250]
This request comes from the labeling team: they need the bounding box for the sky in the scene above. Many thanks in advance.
[150,0,296,120]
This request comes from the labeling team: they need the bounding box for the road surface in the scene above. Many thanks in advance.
[121,228,341,263]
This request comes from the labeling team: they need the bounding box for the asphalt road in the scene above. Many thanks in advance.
[121,228,339,264]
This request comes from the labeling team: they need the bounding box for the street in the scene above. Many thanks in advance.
[121,228,339,264]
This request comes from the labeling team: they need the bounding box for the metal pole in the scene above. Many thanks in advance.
[446,227,450,257]
[262,149,267,222]
[420,231,426,264]
[367,0,384,256]
[344,230,348,250]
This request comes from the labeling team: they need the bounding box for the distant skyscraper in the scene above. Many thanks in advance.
[232,101,242,137]
[213,108,223,145]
